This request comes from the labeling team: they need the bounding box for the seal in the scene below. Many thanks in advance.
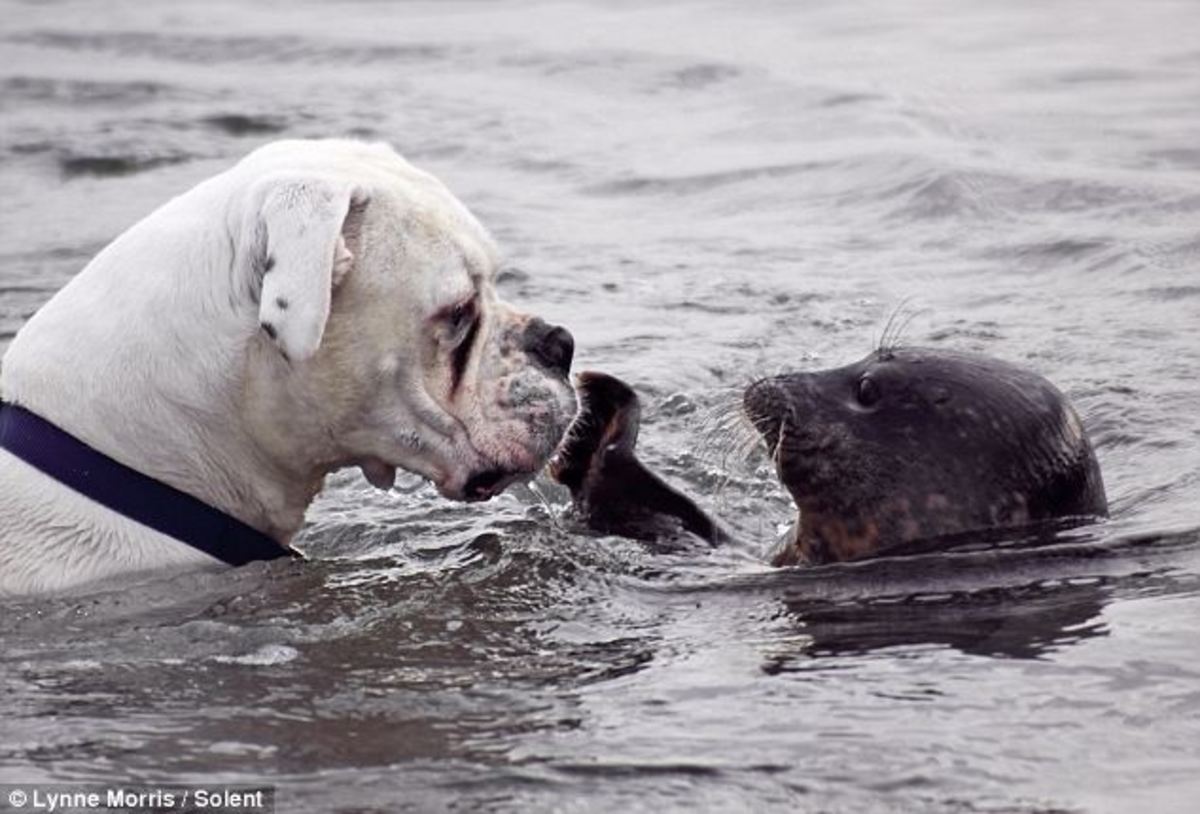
[551,348,1107,566]
[549,372,731,545]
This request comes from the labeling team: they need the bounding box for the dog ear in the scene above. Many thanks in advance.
[254,177,369,361]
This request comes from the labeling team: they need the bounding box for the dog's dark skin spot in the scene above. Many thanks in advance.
[275,296,288,310]
[261,322,277,340]
[264,255,276,273]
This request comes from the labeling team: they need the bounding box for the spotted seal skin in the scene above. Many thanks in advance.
[551,349,1107,567]
[744,347,1108,565]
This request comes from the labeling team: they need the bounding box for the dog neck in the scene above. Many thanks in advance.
[0,177,325,544]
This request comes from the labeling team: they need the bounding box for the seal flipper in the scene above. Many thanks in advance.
[549,372,730,545]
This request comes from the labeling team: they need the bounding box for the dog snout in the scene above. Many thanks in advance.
[523,318,574,377]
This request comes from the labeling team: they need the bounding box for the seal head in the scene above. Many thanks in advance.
[743,347,1108,565]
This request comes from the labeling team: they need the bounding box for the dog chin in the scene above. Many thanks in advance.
[357,450,535,502]
[358,413,569,499]
[436,440,552,502]
[438,466,531,502]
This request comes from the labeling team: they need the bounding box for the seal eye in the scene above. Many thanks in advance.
[855,376,881,408]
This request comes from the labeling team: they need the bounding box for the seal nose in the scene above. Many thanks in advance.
[743,377,791,452]
[523,318,574,377]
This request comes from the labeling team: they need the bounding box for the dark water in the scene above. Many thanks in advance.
[3,0,1200,811]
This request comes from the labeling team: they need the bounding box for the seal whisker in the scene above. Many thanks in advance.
[878,298,926,358]
[691,385,770,505]
[695,385,767,476]
[877,302,903,357]
[772,410,789,470]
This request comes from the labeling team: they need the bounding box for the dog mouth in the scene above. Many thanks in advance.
[359,377,576,500]
[359,454,530,502]
[443,421,562,501]
[448,392,577,502]
[459,467,526,502]
[433,464,533,502]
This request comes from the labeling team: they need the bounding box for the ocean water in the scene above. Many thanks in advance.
[2,0,1200,811]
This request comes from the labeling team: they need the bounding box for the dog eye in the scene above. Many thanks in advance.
[443,299,477,344]
[855,376,881,407]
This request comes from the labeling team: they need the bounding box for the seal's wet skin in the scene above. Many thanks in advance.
[552,349,1107,566]
[549,372,732,546]
[746,347,1108,564]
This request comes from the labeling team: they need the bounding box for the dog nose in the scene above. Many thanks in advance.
[523,318,574,376]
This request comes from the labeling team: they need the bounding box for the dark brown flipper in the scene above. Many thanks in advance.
[549,372,731,545]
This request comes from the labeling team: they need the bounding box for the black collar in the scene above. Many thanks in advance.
[0,402,295,567]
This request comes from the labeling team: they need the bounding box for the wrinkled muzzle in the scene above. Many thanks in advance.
[439,313,577,502]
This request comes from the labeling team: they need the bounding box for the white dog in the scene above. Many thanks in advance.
[0,139,577,596]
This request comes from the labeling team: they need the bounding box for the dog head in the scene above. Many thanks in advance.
[235,140,576,501]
